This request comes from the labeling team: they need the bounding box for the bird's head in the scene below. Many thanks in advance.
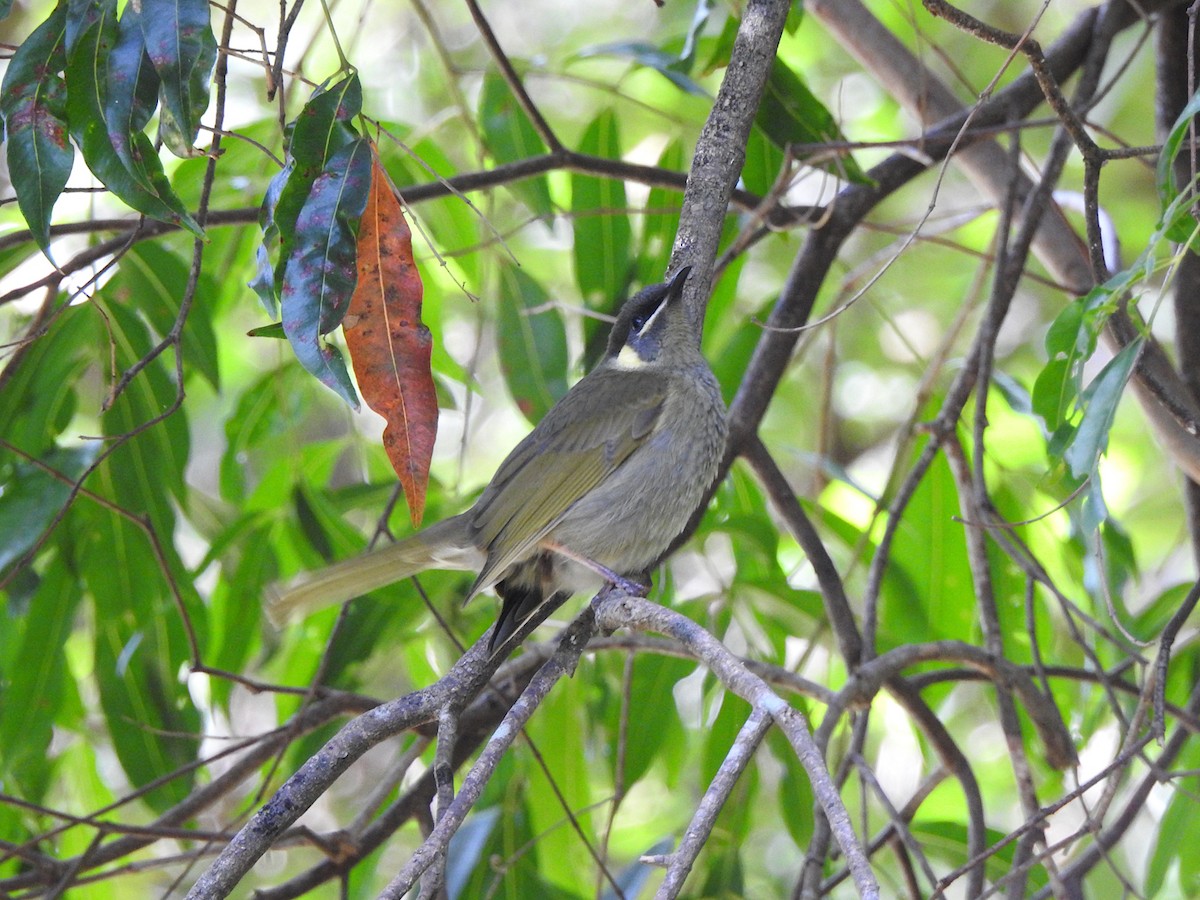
[604,266,696,369]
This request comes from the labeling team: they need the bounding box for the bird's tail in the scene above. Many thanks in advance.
[264,517,478,626]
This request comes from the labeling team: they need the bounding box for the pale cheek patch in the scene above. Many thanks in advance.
[614,344,648,369]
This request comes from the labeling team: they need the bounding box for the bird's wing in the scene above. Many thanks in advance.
[466,367,666,594]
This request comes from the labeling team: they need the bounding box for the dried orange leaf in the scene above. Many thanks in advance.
[344,153,438,524]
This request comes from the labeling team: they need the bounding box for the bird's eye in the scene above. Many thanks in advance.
[631,314,647,332]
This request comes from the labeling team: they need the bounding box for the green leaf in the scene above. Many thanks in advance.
[104,0,162,183]
[618,653,692,787]
[0,445,97,578]
[1063,338,1142,480]
[479,71,553,217]
[637,140,685,285]
[571,110,632,305]
[577,41,709,96]
[95,299,191,521]
[741,123,787,197]
[280,136,372,408]
[1147,701,1200,896]
[114,243,221,390]
[0,4,73,257]
[496,262,570,422]
[911,820,1049,890]
[77,300,202,812]
[1156,88,1200,201]
[257,74,362,311]
[65,0,202,234]
[757,58,868,183]
[139,0,217,156]
[768,727,815,849]
[289,73,362,170]
[0,304,88,456]
[0,554,82,800]
[249,160,293,314]
[884,448,975,647]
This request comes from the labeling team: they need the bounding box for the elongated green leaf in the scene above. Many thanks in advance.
[0,4,73,257]
[0,554,82,800]
[139,0,217,156]
[71,301,203,812]
[637,139,685,285]
[1064,339,1143,480]
[1147,725,1200,897]
[65,0,202,234]
[883,447,974,646]
[65,0,107,53]
[758,58,868,183]
[571,110,631,305]
[257,75,362,311]
[116,243,221,390]
[617,653,691,787]
[249,160,293,314]
[479,72,553,217]
[289,74,362,170]
[104,0,162,184]
[281,137,372,408]
[1157,88,1200,200]
[496,262,569,422]
[83,509,200,812]
[577,40,708,96]
[767,728,815,849]
[0,307,89,455]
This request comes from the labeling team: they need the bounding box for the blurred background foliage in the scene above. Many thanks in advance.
[1,0,1198,896]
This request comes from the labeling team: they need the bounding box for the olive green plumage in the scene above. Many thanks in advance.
[266,267,728,653]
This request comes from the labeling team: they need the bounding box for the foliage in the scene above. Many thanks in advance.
[1,0,1199,897]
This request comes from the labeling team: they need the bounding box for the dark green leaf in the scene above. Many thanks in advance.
[0,4,73,257]
[758,58,867,183]
[0,306,89,455]
[289,73,362,170]
[0,445,97,577]
[250,160,293,314]
[281,137,372,408]
[496,262,570,422]
[65,0,202,234]
[65,0,107,54]
[577,41,709,96]
[479,72,553,217]
[104,0,162,182]
[741,123,786,197]
[139,0,217,156]
[571,110,632,305]
[260,75,363,311]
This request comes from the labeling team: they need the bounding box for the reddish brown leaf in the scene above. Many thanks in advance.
[344,153,438,524]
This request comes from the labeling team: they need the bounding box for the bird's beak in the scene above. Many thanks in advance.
[666,265,692,302]
[639,266,691,337]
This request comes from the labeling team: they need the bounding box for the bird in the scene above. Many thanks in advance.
[266,266,728,654]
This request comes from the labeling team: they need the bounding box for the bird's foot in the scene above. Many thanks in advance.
[608,571,649,597]
[541,541,649,596]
